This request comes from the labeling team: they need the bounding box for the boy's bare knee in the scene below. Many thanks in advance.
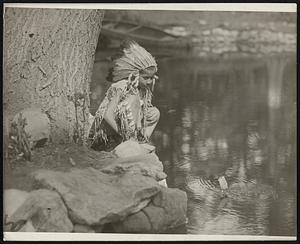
[153,107,160,120]
[147,107,160,122]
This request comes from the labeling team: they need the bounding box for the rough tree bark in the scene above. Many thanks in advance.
[3,7,104,144]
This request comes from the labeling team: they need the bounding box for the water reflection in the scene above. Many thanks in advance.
[151,54,296,236]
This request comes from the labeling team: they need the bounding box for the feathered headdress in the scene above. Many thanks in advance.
[107,39,157,83]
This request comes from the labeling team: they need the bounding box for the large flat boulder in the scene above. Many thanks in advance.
[101,153,167,181]
[113,187,187,233]
[32,168,161,226]
[6,189,73,232]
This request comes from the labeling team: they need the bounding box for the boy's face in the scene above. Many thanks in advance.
[139,75,155,89]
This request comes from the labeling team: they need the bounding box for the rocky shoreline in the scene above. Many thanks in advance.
[191,26,296,57]
[105,10,296,57]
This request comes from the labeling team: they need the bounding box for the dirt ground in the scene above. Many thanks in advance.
[4,143,116,192]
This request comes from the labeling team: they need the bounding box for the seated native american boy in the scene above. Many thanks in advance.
[88,40,160,151]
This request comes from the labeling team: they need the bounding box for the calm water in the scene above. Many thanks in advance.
[151,54,296,236]
[91,52,296,236]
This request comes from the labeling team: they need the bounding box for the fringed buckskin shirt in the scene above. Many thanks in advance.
[89,78,153,148]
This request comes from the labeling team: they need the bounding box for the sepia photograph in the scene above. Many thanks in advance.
[3,3,297,241]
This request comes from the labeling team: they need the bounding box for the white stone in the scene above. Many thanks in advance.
[12,108,50,147]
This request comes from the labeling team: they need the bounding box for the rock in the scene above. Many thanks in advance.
[113,187,187,233]
[6,189,73,232]
[32,168,161,226]
[130,198,152,214]
[198,19,207,25]
[73,224,95,233]
[150,187,187,230]
[158,179,168,188]
[113,140,151,158]
[113,211,152,233]
[93,224,104,233]
[4,189,35,232]
[12,108,50,148]
[4,189,30,218]
[202,30,211,35]
[101,152,167,181]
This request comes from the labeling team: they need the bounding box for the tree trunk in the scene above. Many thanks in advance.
[3,7,104,144]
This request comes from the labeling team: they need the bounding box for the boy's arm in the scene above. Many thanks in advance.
[104,92,121,133]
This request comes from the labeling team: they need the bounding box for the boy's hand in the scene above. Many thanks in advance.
[128,73,139,88]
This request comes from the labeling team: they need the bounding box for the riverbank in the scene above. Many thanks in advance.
[99,10,296,60]
[4,141,187,233]
[105,10,296,33]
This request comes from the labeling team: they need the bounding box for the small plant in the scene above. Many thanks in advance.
[8,113,31,161]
